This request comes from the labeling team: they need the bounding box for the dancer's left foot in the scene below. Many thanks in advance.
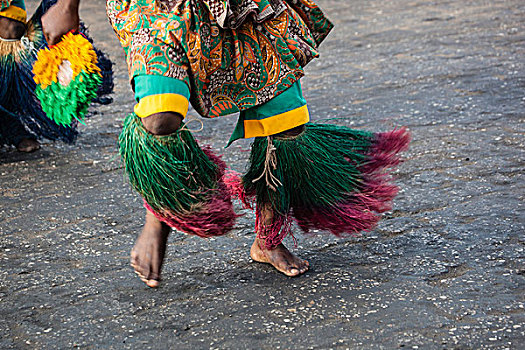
[250,202,309,276]
[16,138,40,153]
[250,238,309,277]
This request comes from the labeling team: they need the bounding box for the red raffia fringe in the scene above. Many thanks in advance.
[295,128,411,236]
[144,147,240,238]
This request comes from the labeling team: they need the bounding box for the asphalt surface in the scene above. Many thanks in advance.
[0,0,524,349]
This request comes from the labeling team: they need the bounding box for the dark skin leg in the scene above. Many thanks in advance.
[0,16,26,40]
[250,202,309,277]
[249,125,310,277]
[130,112,182,288]
[131,211,170,288]
[132,117,308,284]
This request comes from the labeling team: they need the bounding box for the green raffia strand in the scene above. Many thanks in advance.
[243,123,375,215]
[35,70,101,127]
[118,113,220,213]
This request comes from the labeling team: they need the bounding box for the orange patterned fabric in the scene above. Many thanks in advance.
[0,0,11,11]
[0,0,27,23]
[106,0,332,118]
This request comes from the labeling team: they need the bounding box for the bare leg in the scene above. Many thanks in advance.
[131,211,171,288]
[249,124,309,276]
[250,203,309,276]
[130,112,182,288]
[250,125,310,277]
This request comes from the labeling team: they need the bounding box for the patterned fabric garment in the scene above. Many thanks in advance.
[0,0,12,10]
[0,0,27,22]
[106,0,333,118]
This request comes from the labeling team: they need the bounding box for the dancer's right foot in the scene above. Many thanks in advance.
[0,16,25,40]
[131,211,171,288]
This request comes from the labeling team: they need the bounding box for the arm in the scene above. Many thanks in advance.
[41,0,80,45]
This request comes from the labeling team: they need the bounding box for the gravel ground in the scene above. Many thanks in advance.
[1,0,524,349]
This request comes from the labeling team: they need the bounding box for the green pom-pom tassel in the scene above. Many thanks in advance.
[35,70,101,127]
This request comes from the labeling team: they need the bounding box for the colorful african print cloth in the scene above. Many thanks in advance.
[133,74,191,119]
[0,0,27,22]
[107,0,333,119]
[0,0,78,147]
[229,79,309,144]
[132,73,309,144]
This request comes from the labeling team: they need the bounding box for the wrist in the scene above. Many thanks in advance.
[58,0,80,12]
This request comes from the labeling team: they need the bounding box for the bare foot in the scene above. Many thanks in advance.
[250,201,309,276]
[130,211,170,288]
[16,138,40,153]
[250,238,309,277]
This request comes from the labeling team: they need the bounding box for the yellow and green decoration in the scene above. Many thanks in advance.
[32,31,101,127]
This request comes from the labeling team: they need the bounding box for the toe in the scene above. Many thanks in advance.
[285,260,302,276]
[130,258,138,269]
[146,279,160,288]
[130,255,143,273]
[289,259,308,276]
[288,268,300,276]
[301,260,309,272]
[131,260,142,276]
[147,271,161,286]
[147,256,162,285]
[132,258,152,284]
[134,269,146,280]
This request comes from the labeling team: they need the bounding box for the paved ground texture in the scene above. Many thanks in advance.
[1,0,524,349]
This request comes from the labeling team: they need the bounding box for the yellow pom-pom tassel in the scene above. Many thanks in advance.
[33,32,101,89]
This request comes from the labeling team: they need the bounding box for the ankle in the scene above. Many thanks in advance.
[254,237,271,251]
[144,212,171,235]
[259,202,274,225]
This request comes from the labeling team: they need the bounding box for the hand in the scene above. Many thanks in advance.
[41,2,80,45]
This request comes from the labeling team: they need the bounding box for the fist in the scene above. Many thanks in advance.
[41,3,79,45]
